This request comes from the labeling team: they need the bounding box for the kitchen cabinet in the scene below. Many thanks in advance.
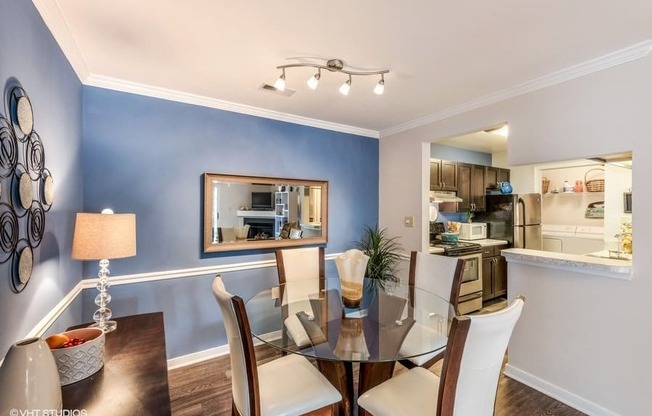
[430,159,457,191]
[485,166,511,190]
[457,163,486,212]
[481,244,508,301]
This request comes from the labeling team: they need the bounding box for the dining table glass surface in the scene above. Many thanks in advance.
[244,277,455,363]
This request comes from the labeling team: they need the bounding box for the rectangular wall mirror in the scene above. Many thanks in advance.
[203,173,328,252]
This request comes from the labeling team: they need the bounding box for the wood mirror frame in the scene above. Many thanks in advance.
[203,173,328,253]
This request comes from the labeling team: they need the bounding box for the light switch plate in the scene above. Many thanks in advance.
[404,216,414,227]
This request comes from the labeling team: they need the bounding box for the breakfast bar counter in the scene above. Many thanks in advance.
[502,248,632,280]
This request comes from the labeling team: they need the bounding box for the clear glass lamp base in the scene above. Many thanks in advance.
[89,320,117,333]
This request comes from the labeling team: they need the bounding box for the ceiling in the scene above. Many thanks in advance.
[35,0,652,138]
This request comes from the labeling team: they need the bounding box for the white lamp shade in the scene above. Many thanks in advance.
[72,213,137,260]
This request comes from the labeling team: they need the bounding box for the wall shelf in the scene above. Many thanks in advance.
[543,192,604,197]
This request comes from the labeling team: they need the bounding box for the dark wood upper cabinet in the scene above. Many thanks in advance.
[485,166,511,190]
[430,159,457,191]
[456,163,486,212]
[456,163,472,211]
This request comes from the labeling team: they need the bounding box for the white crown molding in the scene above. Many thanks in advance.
[31,0,91,81]
[85,75,379,138]
[30,3,652,141]
[504,364,620,416]
[380,40,652,138]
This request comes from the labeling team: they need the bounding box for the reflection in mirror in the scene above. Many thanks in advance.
[203,173,328,252]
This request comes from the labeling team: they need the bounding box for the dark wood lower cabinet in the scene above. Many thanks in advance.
[482,245,508,301]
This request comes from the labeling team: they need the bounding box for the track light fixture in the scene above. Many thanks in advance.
[272,58,388,96]
[339,75,352,96]
[306,69,321,90]
[274,69,286,91]
[374,74,385,95]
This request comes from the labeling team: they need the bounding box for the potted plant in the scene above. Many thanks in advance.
[355,225,403,290]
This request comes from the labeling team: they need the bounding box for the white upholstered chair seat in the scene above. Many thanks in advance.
[212,275,341,416]
[398,323,446,367]
[358,367,440,416]
[283,314,311,348]
[258,354,342,416]
[359,297,525,416]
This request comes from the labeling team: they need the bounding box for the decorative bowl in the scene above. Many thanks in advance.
[50,328,105,385]
[441,232,459,243]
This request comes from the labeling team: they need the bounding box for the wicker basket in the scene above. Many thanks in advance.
[542,177,550,193]
[584,168,605,192]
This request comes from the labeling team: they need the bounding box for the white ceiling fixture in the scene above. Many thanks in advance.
[273,58,388,96]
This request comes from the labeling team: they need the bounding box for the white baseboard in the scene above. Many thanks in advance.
[166,330,282,370]
[504,364,620,416]
[167,344,231,370]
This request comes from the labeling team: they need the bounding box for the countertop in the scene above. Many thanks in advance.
[428,238,509,254]
[502,248,632,280]
[459,238,509,247]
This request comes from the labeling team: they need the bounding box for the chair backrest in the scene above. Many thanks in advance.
[409,251,464,312]
[437,297,525,416]
[276,247,325,314]
[212,275,259,416]
[275,246,325,283]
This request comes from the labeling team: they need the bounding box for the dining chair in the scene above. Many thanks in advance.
[358,296,525,416]
[398,251,464,370]
[275,247,325,348]
[275,247,353,414]
[212,275,342,416]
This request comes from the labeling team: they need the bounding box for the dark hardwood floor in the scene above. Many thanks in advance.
[168,345,586,416]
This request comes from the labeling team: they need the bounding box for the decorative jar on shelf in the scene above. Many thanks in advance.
[0,337,62,413]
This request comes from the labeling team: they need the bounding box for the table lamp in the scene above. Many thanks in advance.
[71,209,136,332]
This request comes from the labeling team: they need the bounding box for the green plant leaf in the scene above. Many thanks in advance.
[354,225,403,288]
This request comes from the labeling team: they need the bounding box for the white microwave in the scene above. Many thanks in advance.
[459,222,487,240]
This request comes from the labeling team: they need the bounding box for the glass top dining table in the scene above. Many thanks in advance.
[244,277,455,416]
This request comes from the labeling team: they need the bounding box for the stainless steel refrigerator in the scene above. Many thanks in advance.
[474,193,542,249]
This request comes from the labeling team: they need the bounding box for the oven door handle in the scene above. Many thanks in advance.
[458,292,483,302]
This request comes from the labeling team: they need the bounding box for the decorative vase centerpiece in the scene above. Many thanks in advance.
[333,318,370,361]
[0,337,62,413]
[335,249,369,308]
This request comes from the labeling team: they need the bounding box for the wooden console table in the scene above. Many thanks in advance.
[61,312,171,415]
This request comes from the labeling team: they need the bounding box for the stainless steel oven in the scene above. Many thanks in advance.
[456,252,483,314]
[430,240,483,314]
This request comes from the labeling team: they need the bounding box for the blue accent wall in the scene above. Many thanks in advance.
[82,87,379,357]
[0,0,378,361]
[0,0,83,359]
[431,143,491,165]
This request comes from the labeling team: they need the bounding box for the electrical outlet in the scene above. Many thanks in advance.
[404,216,414,227]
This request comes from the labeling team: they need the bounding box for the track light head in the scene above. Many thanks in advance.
[374,74,385,95]
[339,75,352,96]
[274,69,286,91]
[306,69,321,90]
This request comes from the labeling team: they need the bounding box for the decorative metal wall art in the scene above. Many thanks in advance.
[1,83,53,293]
